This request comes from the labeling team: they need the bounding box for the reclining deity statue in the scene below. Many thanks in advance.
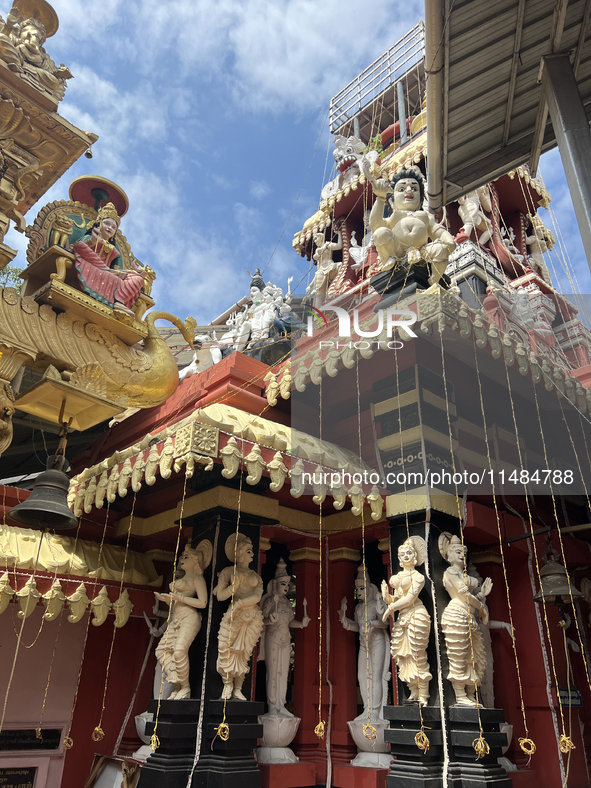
[0,7,72,102]
[369,168,456,288]
[71,202,149,317]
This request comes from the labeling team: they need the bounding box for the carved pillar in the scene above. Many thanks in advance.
[289,541,325,780]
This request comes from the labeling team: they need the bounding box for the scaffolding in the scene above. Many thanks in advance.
[329,21,425,142]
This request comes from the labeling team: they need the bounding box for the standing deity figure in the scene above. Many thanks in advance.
[259,558,310,717]
[438,532,492,706]
[526,214,554,284]
[214,533,264,700]
[72,202,147,316]
[154,540,212,700]
[307,231,342,307]
[369,168,456,287]
[234,269,275,351]
[457,186,492,245]
[381,537,432,706]
[339,565,390,721]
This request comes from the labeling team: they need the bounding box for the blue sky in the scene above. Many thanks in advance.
[6,0,590,322]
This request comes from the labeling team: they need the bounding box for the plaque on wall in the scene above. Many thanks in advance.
[0,729,61,751]
[0,766,37,787]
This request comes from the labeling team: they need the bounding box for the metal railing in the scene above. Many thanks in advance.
[329,21,425,134]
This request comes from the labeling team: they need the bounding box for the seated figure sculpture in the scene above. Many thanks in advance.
[72,202,146,317]
[369,168,456,288]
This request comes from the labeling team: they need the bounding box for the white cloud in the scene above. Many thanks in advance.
[250,180,271,199]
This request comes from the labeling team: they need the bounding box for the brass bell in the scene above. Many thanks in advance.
[9,455,77,531]
[533,555,583,606]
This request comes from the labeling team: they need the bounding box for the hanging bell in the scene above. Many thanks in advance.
[9,455,77,531]
[533,555,583,606]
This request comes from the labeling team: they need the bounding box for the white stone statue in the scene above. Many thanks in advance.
[438,532,492,706]
[214,533,264,700]
[259,558,310,716]
[381,536,432,706]
[153,540,212,700]
[457,186,492,245]
[526,215,554,283]
[339,565,390,722]
[179,333,223,380]
[234,269,275,351]
[369,168,456,288]
[257,558,310,765]
[307,231,342,307]
[501,226,524,265]
[349,210,374,270]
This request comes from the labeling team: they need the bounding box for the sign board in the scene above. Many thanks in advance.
[558,688,583,708]
[0,729,61,751]
[0,767,37,788]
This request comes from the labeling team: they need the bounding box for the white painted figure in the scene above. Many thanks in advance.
[438,532,492,706]
[381,536,432,706]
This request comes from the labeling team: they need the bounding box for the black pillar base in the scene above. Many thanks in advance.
[371,260,431,307]
[447,707,512,788]
[191,700,264,788]
[138,700,200,788]
[384,705,444,788]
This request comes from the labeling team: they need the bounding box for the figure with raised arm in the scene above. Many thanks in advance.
[438,532,492,706]
[214,533,264,700]
[154,540,212,700]
[369,168,456,287]
[259,558,310,716]
[381,536,432,705]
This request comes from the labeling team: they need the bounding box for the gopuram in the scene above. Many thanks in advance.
[1,7,591,788]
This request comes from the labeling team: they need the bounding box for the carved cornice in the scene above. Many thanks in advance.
[328,547,361,562]
[289,547,321,563]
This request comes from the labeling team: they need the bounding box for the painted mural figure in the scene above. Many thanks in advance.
[154,540,212,700]
[214,533,264,700]
[381,536,432,705]
[438,532,492,706]
[259,558,310,716]
[369,168,456,287]
[72,202,146,316]
[339,565,390,721]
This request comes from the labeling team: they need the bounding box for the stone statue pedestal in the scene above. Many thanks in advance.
[370,259,431,307]
[347,719,391,769]
[257,715,300,764]
[384,705,444,788]
[447,707,512,787]
[191,699,264,788]
[138,699,201,788]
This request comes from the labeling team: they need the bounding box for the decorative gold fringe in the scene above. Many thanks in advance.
[472,735,490,758]
[518,737,536,756]
[91,726,105,742]
[63,736,73,750]
[214,722,230,742]
[559,734,575,754]
[150,733,160,752]
[35,728,42,740]
[363,723,377,741]
[415,730,430,752]
[314,720,326,739]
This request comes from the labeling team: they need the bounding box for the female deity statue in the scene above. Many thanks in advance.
[234,270,275,351]
[153,539,212,700]
[438,532,492,706]
[71,202,146,316]
[307,231,342,307]
[339,565,390,721]
[214,533,264,700]
[369,168,456,287]
[381,536,432,706]
[259,558,310,717]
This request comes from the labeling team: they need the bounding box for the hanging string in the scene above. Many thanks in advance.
[150,476,189,752]
[93,492,137,743]
[314,372,326,741]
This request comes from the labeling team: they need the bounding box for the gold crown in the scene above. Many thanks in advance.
[96,202,120,226]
